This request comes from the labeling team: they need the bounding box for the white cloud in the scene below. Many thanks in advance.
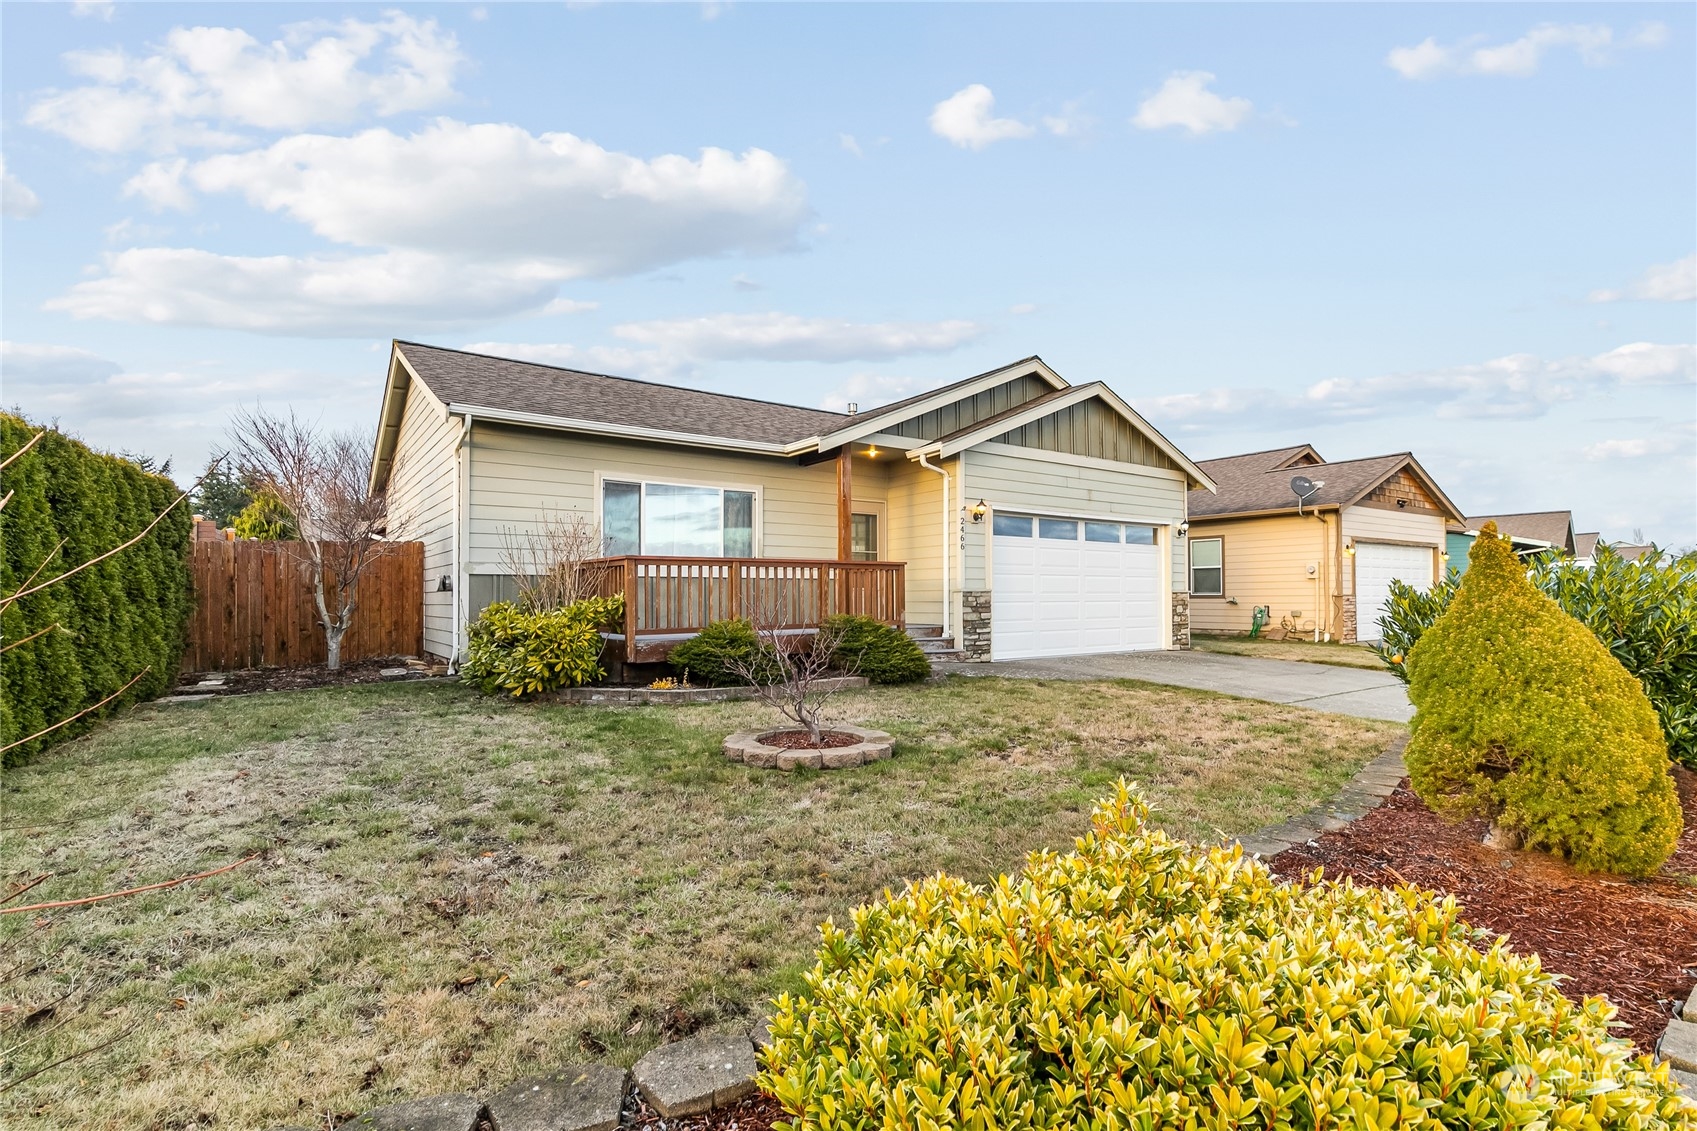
[929,84,1034,150]
[611,312,987,362]
[1589,253,1697,304]
[1136,342,1695,430]
[1132,72,1254,135]
[127,120,808,277]
[1,341,123,385]
[71,1,115,20]
[839,133,863,158]
[63,121,811,333]
[541,298,599,315]
[730,273,763,292]
[45,247,562,336]
[820,373,923,413]
[1583,435,1680,461]
[1008,302,1038,315]
[26,12,464,152]
[1042,101,1090,138]
[1386,22,1664,80]
[1,157,41,217]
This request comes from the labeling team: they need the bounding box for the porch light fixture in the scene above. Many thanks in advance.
[970,500,988,523]
[1344,540,1356,556]
[864,444,879,458]
[1177,521,1189,537]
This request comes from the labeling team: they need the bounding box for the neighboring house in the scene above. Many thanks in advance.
[1445,510,1578,572]
[370,342,1216,665]
[1573,531,1600,567]
[1185,444,1464,644]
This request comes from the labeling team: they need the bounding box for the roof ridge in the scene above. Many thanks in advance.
[1253,451,1410,472]
[396,340,850,421]
[1195,443,1316,463]
[1465,509,1571,518]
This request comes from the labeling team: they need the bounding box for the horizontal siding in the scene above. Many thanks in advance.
[465,424,841,568]
[964,449,1188,593]
[387,379,457,659]
[1186,515,1333,636]
[884,458,947,626]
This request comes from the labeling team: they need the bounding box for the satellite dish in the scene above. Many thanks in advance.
[1291,475,1315,499]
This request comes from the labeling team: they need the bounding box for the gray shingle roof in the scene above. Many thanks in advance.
[397,341,849,446]
[1575,532,1600,559]
[1462,511,1575,552]
[1188,447,1412,518]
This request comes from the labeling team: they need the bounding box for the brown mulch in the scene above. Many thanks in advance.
[1269,766,1697,1051]
[758,729,863,750]
[623,1091,786,1131]
[175,658,431,696]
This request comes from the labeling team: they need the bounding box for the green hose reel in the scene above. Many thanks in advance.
[1249,605,1271,639]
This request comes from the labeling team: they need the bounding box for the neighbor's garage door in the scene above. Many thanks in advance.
[1354,543,1435,643]
[992,513,1162,660]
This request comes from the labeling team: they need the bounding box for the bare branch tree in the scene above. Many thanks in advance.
[725,605,858,745]
[496,510,602,611]
[229,408,402,670]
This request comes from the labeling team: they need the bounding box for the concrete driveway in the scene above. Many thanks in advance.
[933,649,1413,723]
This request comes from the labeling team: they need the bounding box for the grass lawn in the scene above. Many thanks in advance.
[1191,633,1389,670]
[0,676,1399,1130]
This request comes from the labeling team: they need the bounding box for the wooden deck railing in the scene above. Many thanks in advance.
[585,556,905,662]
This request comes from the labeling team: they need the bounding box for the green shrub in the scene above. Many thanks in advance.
[1,414,194,766]
[761,783,1691,1131]
[668,618,779,686]
[1405,525,1681,876]
[231,489,298,541]
[461,595,623,697]
[1378,545,1697,769]
[823,614,930,684]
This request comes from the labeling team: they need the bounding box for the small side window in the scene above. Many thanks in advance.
[993,514,1033,537]
[1124,525,1157,546]
[1190,537,1223,596]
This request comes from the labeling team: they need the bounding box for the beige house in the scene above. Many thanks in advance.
[370,342,1216,665]
[1185,445,1464,644]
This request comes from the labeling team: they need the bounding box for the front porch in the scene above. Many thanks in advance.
[586,555,906,663]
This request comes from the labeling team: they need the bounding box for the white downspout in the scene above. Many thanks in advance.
[452,412,472,667]
[915,451,951,638]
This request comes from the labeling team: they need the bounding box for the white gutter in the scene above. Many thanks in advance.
[914,451,951,638]
[445,402,798,457]
[451,412,472,669]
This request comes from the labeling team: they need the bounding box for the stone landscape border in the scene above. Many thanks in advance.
[1232,735,1408,858]
[549,675,869,706]
[722,724,894,770]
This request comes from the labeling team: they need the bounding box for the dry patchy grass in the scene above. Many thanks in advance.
[1191,634,1388,670]
[0,676,1398,1129]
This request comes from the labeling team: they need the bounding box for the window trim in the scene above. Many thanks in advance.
[1189,536,1225,597]
[595,471,764,557]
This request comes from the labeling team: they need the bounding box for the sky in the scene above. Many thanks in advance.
[2,1,1694,545]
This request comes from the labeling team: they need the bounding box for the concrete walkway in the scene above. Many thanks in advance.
[933,649,1413,723]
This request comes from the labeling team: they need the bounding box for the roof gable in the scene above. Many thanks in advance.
[1190,447,1462,522]
[1460,511,1576,553]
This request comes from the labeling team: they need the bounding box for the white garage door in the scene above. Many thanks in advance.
[992,514,1162,660]
[1354,543,1435,643]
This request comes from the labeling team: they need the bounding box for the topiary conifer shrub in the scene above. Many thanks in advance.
[760,783,1693,1131]
[822,614,931,684]
[1404,523,1681,877]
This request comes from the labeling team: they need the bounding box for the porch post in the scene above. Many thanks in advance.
[836,446,853,560]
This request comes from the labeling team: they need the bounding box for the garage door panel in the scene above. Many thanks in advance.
[992,513,1163,660]
[1355,543,1434,644]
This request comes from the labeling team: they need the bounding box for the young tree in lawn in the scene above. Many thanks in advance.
[229,408,398,671]
[725,603,859,745]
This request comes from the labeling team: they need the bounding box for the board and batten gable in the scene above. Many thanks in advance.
[990,397,1185,471]
[885,373,1053,440]
[383,374,459,659]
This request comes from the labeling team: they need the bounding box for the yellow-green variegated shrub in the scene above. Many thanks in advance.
[461,595,623,697]
[759,784,1693,1131]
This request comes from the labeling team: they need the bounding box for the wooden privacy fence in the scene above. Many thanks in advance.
[183,540,424,672]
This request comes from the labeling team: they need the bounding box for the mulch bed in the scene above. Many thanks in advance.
[758,729,862,750]
[623,1092,786,1131]
[175,658,431,696]
[1269,766,1697,1052]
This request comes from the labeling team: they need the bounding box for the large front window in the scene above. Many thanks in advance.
[602,480,756,556]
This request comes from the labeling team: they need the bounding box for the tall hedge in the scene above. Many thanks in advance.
[1,414,194,766]
[1405,524,1682,877]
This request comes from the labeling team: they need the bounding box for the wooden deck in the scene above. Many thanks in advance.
[585,555,905,663]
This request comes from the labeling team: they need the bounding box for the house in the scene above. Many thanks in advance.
[1185,444,1464,644]
[1445,510,1577,572]
[1574,531,1600,566]
[369,342,1216,666]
